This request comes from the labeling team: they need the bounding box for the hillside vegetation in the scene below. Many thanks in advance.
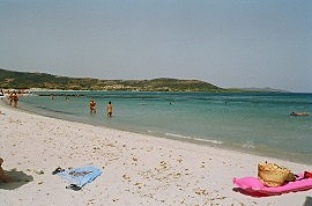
[0,68,224,92]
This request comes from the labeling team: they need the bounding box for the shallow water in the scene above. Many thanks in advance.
[17,91,312,164]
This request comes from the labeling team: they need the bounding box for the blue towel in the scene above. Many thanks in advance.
[57,166,102,188]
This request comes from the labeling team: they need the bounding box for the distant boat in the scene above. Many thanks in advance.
[290,111,309,117]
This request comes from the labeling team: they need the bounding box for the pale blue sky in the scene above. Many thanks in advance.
[0,0,311,92]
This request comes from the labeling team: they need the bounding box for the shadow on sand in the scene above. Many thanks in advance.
[232,187,277,197]
[0,169,33,190]
[303,196,312,206]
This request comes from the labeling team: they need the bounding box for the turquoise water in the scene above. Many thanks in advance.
[17,91,312,164]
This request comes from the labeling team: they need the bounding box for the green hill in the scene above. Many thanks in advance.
[0,68,224,92]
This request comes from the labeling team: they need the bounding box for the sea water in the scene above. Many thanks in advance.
[17,91,312,165]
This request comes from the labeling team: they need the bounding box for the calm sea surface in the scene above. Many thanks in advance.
[17,91,312,165]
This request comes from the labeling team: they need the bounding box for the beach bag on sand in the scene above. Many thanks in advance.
[258,162,296,187]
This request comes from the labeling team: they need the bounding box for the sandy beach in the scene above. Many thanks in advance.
[0,101,311,206]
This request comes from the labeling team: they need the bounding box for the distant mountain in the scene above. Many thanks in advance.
[239,87,290,93]
[0,68,224,92]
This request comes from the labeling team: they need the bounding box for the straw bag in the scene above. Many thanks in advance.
[258,162,296,187]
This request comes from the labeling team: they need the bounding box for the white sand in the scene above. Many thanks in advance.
[0,102,311,206]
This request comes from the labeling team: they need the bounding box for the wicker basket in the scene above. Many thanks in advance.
[258,162,296,187]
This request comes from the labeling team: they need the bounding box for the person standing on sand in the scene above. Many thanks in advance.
[8,92,13,106]
[89,99,96,113]
[12,91,18,108]
[106,101,113,117]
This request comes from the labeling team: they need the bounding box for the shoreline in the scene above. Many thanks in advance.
[4,96,311,166]
[1,100,311,205]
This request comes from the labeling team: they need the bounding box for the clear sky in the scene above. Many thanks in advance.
[0,0,311,92]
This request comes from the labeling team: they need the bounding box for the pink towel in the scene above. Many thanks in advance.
[233,173,312,196]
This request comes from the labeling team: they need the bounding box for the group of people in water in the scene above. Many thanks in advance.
[89,99,113,117]
[51,94,112,117]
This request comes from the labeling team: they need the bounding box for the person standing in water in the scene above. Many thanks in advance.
[106,101,113,117]
[89,99,96,113]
